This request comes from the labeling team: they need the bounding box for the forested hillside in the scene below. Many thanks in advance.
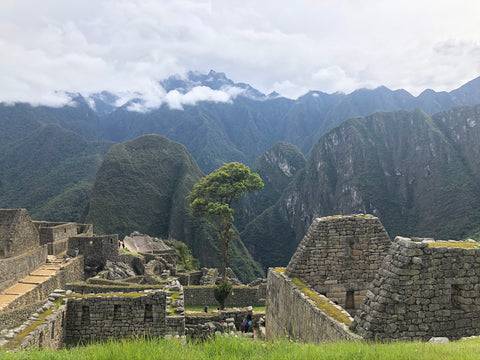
[242,105,480,269]
[82,135,264,282]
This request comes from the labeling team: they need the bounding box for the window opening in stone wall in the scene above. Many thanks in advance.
[345,291,355,309]
[114,304,121,320]
[451,284,461,309]
[39,332,44,347]
[344,237,355,259]
[144,304,153,321]
[81,305,90,325]
[51,322,55,339]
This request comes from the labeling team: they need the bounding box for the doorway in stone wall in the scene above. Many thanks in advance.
[345,291,355,311]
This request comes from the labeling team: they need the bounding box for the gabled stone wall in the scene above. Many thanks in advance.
[285,215,391,311]
[0,209,40,258]
[351,237,480,341]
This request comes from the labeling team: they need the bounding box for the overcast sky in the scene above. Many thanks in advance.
[1,0,480,107]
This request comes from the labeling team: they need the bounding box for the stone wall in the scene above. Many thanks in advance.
[35,222,78,246]
[68,234,119,277]
[65,291,167,340]
[185,309,253,331]
[0,209,40,258]
[0,301,46,331]
[351,237,480,341]
[177,271,203,286]
[0,246,48,293]
[184,285,266,307]
[266,269,361,343]
[17,305,67,350]
[285,215,391,311]
[48,239,69,256]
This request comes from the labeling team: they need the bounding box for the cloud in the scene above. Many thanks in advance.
[0,0,480,105]
[124,85,244,113]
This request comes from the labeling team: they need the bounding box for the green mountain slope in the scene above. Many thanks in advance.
[242,106,480,269]
[0,124,111,221]
[82,134,264,282]
[235,141,306,232]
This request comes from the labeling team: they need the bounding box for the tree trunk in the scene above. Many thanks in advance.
[221,222,231,283]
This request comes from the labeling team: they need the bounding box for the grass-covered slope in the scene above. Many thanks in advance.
[0,124,112,221]
[242,106,480,269]
[83,135,263,282]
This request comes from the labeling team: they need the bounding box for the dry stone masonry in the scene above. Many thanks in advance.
[66,290,168,340]
[351,237,480,341]
[285,215,391,312]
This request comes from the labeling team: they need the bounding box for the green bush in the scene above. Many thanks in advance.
[214,281,233,310]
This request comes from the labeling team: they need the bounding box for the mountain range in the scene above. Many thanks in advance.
[2,71,480,279]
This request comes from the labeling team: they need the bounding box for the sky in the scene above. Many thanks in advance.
[1,0,480,107]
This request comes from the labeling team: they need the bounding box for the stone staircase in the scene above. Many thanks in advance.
[0,257,63,312]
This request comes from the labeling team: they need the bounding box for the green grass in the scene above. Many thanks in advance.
[2,336,480,359]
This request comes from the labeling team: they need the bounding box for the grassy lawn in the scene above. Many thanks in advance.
[1,336,480,360]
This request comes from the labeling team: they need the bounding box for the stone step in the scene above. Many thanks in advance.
[19,275,50,285]
[3,283,36,295]
[29,269,57,276]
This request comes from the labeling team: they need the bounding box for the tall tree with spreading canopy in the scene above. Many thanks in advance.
[188,162,264,284]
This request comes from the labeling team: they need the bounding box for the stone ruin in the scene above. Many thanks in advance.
[0,209,266,350]
[351,236,480,340]
[3,208,479,348]
[267,214,480,342]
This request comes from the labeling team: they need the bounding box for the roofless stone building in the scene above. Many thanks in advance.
[267,214,480,342]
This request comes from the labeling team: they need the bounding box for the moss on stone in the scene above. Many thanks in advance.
[168,290,180,312]
[291,277,352,327]
[3,304,59,350]
[428,242,479,249]
[273,267,286,274]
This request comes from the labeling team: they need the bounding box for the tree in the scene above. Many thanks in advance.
[188,162,264,284]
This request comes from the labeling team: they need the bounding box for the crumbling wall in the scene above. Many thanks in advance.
[65,291,167,340]
[285,215,391,311]
[351,237,480,341]
[266,269,360,343]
